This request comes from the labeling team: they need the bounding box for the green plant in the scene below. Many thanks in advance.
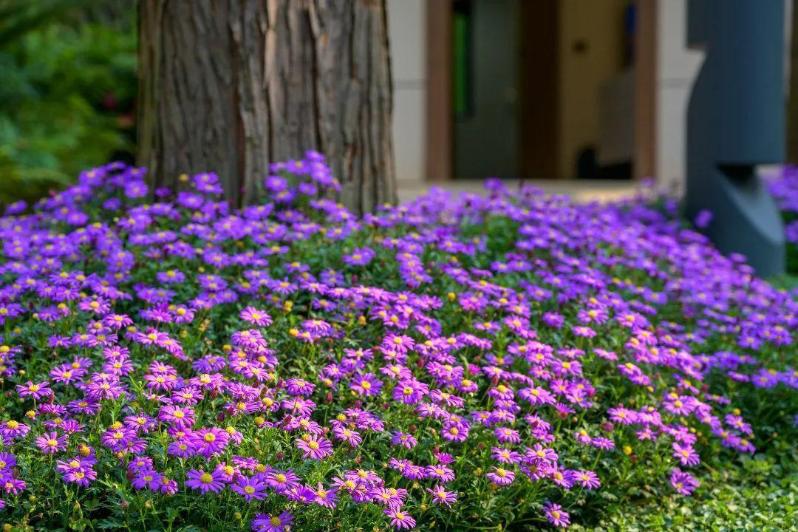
[0,0,136,205]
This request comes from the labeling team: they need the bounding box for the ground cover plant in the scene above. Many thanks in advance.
[1,155,798,530]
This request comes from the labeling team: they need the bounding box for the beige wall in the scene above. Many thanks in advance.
[557,0,628,178]
[387,0,427,184]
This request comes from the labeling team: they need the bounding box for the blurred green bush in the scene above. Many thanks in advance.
[0,0,136,204]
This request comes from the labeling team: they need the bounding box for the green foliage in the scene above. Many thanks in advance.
[593,448,798,530]
[0,0,136,205]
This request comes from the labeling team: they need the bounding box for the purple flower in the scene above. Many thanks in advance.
[1,420,29,440]
[311,483,338,508]
[426,464,455,483]
[16,381,51,400]
[231,475,267,501]
[131,469,162,491]
[543,502,570,528]
[343,247,375,267]
[670,467,700,495]
[251,512,293,532]
[265,469,301,493]
[573,469,601,489]
[390,431,417,449]
[694,209,713,228]
[189,427,230,457]
[296,435,333,460]
[185,469,226,493]
[672,443,701,467]
[351,373,383,397]
[427,485,457,507]
[392,379,428,405]
[240,306,272,327]
[385,507,416,529]
[35,431,67,454]
[486,467,515,486]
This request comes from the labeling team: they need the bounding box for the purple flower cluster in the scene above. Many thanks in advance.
[0,155,796,529]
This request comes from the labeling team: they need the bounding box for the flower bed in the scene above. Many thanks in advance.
[0,154,797,530]
[769,166,798,273]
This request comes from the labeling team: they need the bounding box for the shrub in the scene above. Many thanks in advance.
[0,155,797,530]
[0,0,136,205]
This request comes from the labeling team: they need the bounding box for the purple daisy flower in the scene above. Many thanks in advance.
[16,381,51,400]
[296,435,333,460]
[185,468,226,493]
[240,306,272,327]
[486,467,515,486]
[427,485,457,507]
[251,511,293,532]
[35,431,67,454]
[385,507,416,529]
[231,475,267,501]
[351,373,383,397]
[670,467,699,495]
[672,443,701,467]
[543,502,570,528]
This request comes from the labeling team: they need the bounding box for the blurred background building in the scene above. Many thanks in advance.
[388,0,793,196]
[0,0,794,205]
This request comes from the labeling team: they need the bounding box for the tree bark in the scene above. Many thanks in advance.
[137,0,396,214]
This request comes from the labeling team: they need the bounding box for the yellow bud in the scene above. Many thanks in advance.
[623,445,633,456]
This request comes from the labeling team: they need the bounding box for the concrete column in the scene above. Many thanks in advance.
[387,0,427,184]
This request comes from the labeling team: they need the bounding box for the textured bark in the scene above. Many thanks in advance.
[137,0,396,213]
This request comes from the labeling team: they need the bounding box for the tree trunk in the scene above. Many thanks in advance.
[137,0,396,214]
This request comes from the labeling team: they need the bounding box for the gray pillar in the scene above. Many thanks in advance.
[686,0,785,276]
